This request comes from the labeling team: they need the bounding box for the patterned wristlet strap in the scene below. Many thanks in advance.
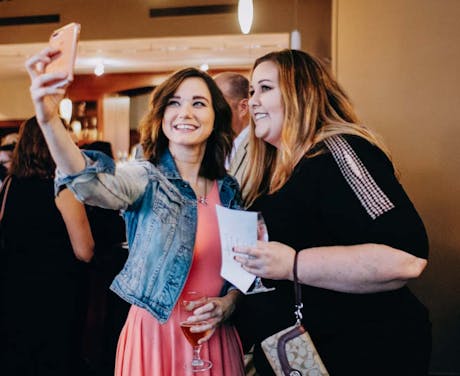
[293,252,303,326]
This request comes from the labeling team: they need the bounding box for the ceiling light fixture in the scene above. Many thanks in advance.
[94,60,105,76]
[290,0,301,49]
[290,30,301,50]
[238,0,253,35]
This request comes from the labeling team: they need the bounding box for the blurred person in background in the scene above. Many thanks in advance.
[0,117,94,376]
[214,72,250,185]
[0,142,14,183]
[1,132,19,146]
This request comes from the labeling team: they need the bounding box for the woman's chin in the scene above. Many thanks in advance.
[254,127,268,140]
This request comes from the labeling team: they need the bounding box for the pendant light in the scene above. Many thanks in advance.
[94,60,105,76]
[238,0,253,34]
[290,30,301,50]
[290,0,301,49]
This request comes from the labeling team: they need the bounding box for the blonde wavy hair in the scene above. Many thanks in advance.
[242,49,391,207]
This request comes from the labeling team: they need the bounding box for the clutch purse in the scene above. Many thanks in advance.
[261,252,329,376]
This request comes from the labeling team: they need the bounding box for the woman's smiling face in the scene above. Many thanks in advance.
[162,77,215,151]
[249,61,285,148]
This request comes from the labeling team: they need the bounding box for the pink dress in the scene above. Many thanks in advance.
[115,181,245,376]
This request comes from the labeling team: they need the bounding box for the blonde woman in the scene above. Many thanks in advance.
[234,49,431,376]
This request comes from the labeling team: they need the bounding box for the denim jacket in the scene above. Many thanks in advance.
[56,150,242,323]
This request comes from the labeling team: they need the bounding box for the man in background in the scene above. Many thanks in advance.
[214,72,250,185]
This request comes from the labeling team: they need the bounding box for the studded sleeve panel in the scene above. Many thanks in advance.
[324,135,395,220]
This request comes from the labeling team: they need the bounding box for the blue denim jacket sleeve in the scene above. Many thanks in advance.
[55,150,150,210]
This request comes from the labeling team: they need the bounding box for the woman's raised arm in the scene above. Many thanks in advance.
[25,47,85,174]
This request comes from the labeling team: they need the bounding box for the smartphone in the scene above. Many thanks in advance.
[45,22,81,88]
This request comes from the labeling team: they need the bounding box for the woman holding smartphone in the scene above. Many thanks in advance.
[25,47,245,375]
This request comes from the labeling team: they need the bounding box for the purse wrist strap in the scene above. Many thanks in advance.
[293,251,304,325]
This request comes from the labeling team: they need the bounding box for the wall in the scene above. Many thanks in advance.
[102,96,130,158]
[334,0,460,373]
[0,76,34,119]
[129,93,150,130]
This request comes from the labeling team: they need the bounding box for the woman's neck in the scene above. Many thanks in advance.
[169,145,204,184]
[168,145,212,204]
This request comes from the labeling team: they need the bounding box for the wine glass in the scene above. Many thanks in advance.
[246,212,276,294]
[180,291,213,372]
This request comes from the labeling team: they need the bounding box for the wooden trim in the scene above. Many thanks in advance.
[0,119,23,129]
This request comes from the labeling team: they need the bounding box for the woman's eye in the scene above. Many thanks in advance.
[261,85,272,92]
[167,100,180,106]
[249,89,255,97]
[193,101,206,107]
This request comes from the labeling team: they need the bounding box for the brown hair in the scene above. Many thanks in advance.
[243,49,391,206]
[10,116,56,178]
[138,67,233,180]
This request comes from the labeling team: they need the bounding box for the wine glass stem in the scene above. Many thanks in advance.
[192,345,204,366]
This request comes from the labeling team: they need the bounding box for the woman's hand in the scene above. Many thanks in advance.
[25,47,69,125]
[185,290,240,344]
[234,241,296,281]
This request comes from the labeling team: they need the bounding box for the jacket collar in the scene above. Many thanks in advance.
[156,148,240,200]
[157,149,183,180]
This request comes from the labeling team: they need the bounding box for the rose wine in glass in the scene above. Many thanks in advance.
[246,212,276,294]
[180,291,213,372]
